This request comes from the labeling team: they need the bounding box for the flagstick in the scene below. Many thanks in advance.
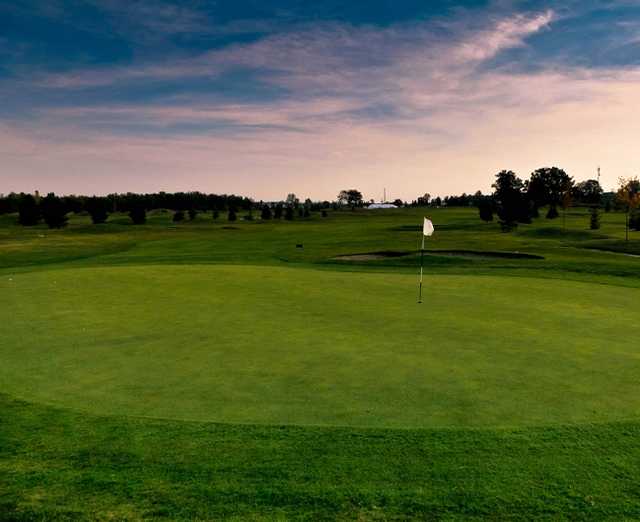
[418,235,425,303]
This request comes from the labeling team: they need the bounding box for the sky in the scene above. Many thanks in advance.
[1,0,639,201]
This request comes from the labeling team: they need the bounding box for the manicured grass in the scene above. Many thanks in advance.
[2,266,640,428]
[1,206,639,519]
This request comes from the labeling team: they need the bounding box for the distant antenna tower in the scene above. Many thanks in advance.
[383,188,386,203]
[597,166,601,183]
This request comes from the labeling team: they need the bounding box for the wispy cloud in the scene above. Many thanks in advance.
[1,3,639,199]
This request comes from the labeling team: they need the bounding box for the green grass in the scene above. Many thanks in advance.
[1,206,640,519]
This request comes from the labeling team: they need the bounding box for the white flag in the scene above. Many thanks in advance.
[423,217,434,236]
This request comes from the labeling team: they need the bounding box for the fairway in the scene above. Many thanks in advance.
[3,264,639,429]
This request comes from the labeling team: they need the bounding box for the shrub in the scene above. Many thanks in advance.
[321,210,328,218]
[261,205,272,220]
[228,209,237,221]
[188,209,198,221]
[129,206,146,224]
[212,210,219,220]
[173,211,185,222]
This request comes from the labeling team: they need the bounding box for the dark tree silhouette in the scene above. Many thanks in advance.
[261,205,272,220]
[173,210,185,222]
[492,170,524,232]
[86,197,109,224]
[337,189,363,208]
[526,167,573,219]
[41,193,68,228]
[573,179,603,206]
[284,206,294,221]
[228,208,237,221]
[188,209,198,221]
[478,199,494,223]
[129,206,146,224]
[17,194,40,226]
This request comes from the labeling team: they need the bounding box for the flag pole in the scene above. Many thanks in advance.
[418,235,425,303]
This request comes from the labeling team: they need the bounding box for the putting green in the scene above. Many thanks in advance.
[1,265,639,428]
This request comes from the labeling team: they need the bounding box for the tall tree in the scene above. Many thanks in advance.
[17,194,40,226]
[573,179,603,206]
[617,177,640,241]
[492,170,524,231]
[526,167,574,219]
[86,197,109,224]
[337,189,363,208]
[41,193,68,228]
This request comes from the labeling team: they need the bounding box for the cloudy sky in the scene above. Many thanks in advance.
[1,1,639,200]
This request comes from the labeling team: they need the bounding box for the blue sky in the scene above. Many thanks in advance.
[1,1,639,199]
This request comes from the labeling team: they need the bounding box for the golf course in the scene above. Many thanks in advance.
[2,206,640,520]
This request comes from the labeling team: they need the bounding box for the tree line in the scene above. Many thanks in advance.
[474,168,640,239]
[0,191,342,228]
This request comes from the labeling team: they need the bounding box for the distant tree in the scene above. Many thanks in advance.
[337,189,363,208]
[212,210,219,220]
[18,194,40,226]
[321,210,328,218]
[274,203,283,219]
[589,207,601,230]
[41,193,68,229]
[393,199,403,207]
[188,208,198,221]
[297,207,304,218]
[417,193,430,206]
[0,192,20,215]
[261,205,272,220]
[526,167,574,219]
[228,208,237,222]
[617,177,640,241]
[173,210,185,222]
[284,206,294,221]
[129,206,146,224]
[286,193,299,207]
[478,199,494,223]
[573,179,603,206]
[432,196,442,207]
[492,170,525,232]
[303,206,311,218]
[86,197,109,224]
